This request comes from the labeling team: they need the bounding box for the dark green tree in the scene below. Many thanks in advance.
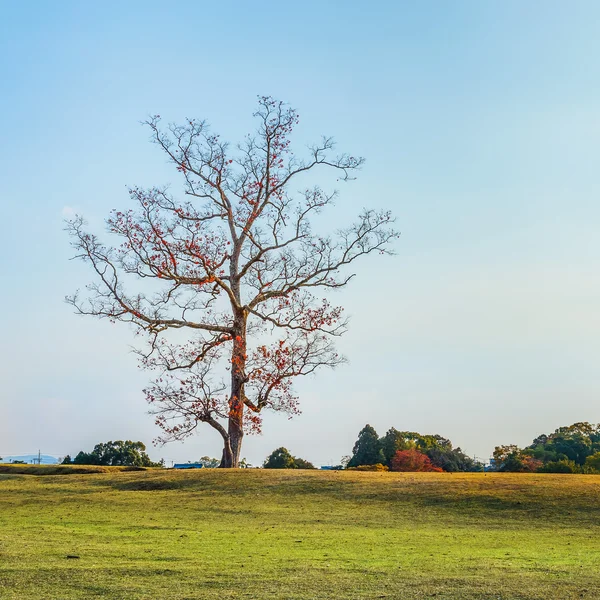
[70,441,160,467]
[292,457,316,469]
[538,460,577,473]
[585,452,600,472]
[523,422,600,468]
[263,447,314,469]
[380,428,417,465]
[348,425,385,467]
[548,433,591,465]
[425,445,482,472]
[263,447,296,469]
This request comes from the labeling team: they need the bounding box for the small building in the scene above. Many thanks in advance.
[173,463,204,469]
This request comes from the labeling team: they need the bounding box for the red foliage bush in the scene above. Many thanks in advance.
[390,449,444,472]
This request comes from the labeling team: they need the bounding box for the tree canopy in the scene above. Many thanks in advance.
[347,425,385,467]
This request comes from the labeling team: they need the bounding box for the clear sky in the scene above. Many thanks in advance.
[1,1,600,466]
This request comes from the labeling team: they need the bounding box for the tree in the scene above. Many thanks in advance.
[380,428,417,465]
[538,460,577,473]
[292,457,316,469]
[377,428,481,472]
[584,452,600,473]
[67,97,398,468]
[197,456,220,468]
[69,441,160,467]
[263,447,296,469]
[348,425,385,467]
[548,433,591,465]
[524,422,600,468]
[425,445,482,472]
[390,449,443,472]
[491,445,521,471]
[262,447,315,469]
[491,445,541,472]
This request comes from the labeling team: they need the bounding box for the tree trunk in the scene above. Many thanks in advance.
[219,444,233,468]
[228,418,244,467]
[207,417,234,468]
[219,412,242,467]
[223,312,247,468]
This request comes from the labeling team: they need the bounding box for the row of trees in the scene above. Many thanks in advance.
[62,441,163,467]
[55,421,600,473]
[347,425,483,472]
[343,422,600,474]
[492,422,600,473]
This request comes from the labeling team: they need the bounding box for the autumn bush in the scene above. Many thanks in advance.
[346,463,389,472]
[390,449,443,473]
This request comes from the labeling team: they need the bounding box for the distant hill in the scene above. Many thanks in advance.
[1,454,60,465]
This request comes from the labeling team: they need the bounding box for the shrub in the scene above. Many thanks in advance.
[346,463,389,471]
[390,449,443,472]
[537,460,577,474]
[521,456,543,472]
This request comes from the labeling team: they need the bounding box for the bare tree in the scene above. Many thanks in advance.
[67,96,398,467]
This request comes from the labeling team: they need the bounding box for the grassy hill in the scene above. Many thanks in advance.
[0,468,598,599]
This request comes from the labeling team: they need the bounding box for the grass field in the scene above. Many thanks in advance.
[1,468,599,599]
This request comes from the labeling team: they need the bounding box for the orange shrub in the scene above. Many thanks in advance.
[390,449,443,472]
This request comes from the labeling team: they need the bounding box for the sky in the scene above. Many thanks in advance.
[1,1,600,466]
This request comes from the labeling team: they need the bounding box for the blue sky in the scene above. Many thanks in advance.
[1,1,600,465]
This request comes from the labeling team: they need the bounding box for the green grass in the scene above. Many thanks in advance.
[0,464,149,476]
[1,469,599,599]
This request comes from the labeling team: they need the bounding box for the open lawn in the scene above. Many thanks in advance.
[0,468,599,599]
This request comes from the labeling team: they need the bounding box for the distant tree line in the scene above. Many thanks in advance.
[259,425,483,472]
[62,441,163,467]
[491,422,600,473]
[344,425,483,472]
[54,420,600,474]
